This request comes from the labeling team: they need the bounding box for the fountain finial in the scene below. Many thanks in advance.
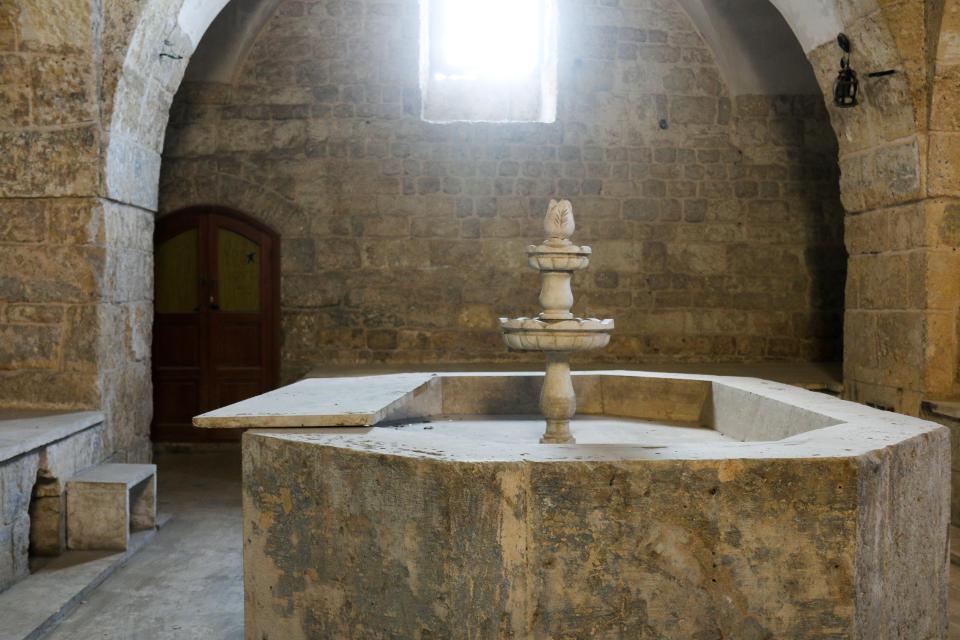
[545,199,575,245]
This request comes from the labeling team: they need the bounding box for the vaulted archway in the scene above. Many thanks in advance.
[0,0,948,465]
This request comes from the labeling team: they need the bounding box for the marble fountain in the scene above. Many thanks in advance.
[195,202,950,639]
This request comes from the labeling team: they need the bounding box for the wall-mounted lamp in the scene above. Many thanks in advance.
[833,33,859,108]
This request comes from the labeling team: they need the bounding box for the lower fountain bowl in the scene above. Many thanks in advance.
[499,316,614,351]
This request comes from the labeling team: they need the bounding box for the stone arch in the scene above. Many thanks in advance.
[931,0,960,196]
[103,0,232,211]
[918,0,960,406]
[106,0,930,411]
[105,0,919,214]
[159,171,308,239]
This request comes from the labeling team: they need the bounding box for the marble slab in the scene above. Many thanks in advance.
[0,410,104,464]
[193,373,438,428]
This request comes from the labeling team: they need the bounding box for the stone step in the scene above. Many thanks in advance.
[0,513,170,640]
[66,464,157,552]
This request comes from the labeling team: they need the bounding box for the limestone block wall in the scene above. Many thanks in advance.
[160,0,845,383]
[0,2,153,461]
[799,4,960,415]
[2,0,953,452]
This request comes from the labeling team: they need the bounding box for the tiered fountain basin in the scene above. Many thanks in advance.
[500,317,613,351]
[194,371,949,640]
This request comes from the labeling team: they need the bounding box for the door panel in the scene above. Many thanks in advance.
[216,228,261,313]
[155,228,200,313]
[155,322,202,367]
[154,378,202,423]
[214,378,263,410]
[213,321,263,368]
[152,208,279,443]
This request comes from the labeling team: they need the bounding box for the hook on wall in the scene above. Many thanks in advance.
[159,39,183,61]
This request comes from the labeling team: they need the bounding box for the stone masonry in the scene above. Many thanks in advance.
[0,1,154,462]
[1,0,959,461]
[160,0,846,383]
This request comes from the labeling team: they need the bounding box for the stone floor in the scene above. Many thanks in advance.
[44,450,243,640]
[35,450,960,639]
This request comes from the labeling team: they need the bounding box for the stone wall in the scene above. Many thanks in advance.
[0,2,153,461]
[3,0,952,455]
[800,3,960,415]
[160,0,845,383]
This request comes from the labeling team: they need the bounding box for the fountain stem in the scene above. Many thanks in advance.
[540,352,576,443]
[539,271,575,320]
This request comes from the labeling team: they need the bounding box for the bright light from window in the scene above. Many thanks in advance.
[419,0,558,123]
[434,0,542,80]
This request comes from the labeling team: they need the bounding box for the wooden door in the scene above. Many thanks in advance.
[152,207,279,442]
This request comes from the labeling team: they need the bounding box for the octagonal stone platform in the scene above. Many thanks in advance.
[195,372,950,639]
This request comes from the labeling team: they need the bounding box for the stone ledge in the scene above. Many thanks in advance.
[0,410,103,464]
[923,399,960,421]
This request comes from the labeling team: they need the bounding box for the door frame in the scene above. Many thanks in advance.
[152,205,282,442]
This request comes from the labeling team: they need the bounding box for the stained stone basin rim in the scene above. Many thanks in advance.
[193,371,942,462]
[240,373,950,638]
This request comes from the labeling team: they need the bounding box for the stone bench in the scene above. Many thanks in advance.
[0,410,104,593]
[66,464,157,551]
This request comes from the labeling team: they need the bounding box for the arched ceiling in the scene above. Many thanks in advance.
[183,0,823,96]
[674,0,822,95]
[182,0,282,83]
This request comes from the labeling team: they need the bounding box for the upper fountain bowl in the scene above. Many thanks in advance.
[527,243,592,271]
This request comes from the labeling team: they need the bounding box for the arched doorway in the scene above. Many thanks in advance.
[151,206,280,442]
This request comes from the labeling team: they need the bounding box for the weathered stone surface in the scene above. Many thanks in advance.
[0,200,45,244]
[0,512,31,593]
[0,452,38,527]
[0,194,151,468]
[28,489,64,557]
[29,54,96,126]
[0,370,99,410]
[6,304,64,324]
[0,244,103,303]
[66,463,157,551]
[0,414,104,582]
[17,0,92,54]
[0,451,38,593]
[0,324,60,369]
[0,54,29,126]
[0,127,100,198]
[241,374,948,639]
[0,0,958,542]
[161,0,846,370]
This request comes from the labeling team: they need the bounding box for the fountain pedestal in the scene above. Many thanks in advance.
[194,372,950,639]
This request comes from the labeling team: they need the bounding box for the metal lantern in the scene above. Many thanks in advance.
[833,33,859,108]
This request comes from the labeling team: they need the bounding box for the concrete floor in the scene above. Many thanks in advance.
[44,451,243,640]
[37,450,960,639]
